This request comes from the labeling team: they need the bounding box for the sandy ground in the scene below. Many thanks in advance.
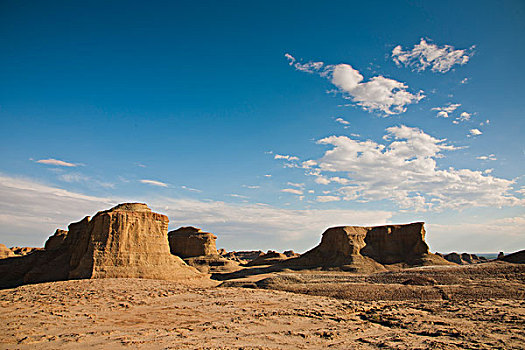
[1,266,524,350]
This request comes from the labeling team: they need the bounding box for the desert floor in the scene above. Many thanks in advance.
[1,263,524,349]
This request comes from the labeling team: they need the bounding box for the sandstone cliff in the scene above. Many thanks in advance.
[0,203,201,288]
[285,222,449,272]
[168,227,218,258]
[0,244,15,259]
[168,226,240,273]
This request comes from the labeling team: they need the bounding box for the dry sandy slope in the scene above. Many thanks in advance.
[1,277,524,349]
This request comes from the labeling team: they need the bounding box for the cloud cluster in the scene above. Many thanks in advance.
[285,54,424,115]
[392,38,474,73]
[302,126,522,211]
[432,103,461,118]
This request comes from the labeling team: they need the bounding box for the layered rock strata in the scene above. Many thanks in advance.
[168,226,239,273]
[285,222,450,272]
[168,227,218,258]
[0,203,201,288]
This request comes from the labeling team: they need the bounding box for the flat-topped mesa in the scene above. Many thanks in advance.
[67,203,198,280]
[360,222,430,265]
[168,227,218,258]
[0,203,202,288]
[167,227,241,273]
[285,222,449,272]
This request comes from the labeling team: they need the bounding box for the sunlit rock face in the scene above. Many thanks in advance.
[168,227,218,258]
[0,203,201,288]
[285,222,449,272]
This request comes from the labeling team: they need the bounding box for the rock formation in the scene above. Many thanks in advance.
[168,226,239,273]
[219,250,264,263]
[44,229,68,251]
[0,244,15,259]
[443,252,487,265]
[168,227,218,258]
[247,250,299,266]
[0,203,201,288]
[284,222,449,272]
[499,249,525,264]
[9,247,42,256]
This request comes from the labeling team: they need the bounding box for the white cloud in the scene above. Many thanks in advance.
[242,185,260,189]
[477,154,497,161]
[228,194,248,199]
[287,182,304,188]
[392,38,475,73]
[298,125,521,211]
[432,103,461,118]
[285,54,423,115]
[281,188,303,195]
[140,179,168,187]
[314,176,331,185]
[460,78,469,84]
[181,185,202,192]
[335,117,350,125]
[59,172,90,183]
[0,173,393,251]
[274,154,299,161]
[264,174,272,178]
[316,195,341,203]
[35,158,78,167]
[469,128,482,136]
[301,160,318,168]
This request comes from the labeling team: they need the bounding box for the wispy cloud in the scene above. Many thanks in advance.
[281,188,303,195]
[140,179,169,187]
[228,193,249,199]
[335,117,350,128]
[477,154,497,161]
[35,158,78,167]
[285,53,424,115]
[181,185,202,192]
[274,154,299,161]
[242,185,260,189]
[392,38,475,73]
[316,195,341,203]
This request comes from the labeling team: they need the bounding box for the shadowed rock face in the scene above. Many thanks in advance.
[168,227,218,258]
[285,222,449,272]
[443,252,488,265]
[0,203,201,288]
[168,227,241,273]
[499,250,525,264]
[44,229,68,251]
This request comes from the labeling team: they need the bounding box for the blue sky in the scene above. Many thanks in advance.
[1,0,524,253]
